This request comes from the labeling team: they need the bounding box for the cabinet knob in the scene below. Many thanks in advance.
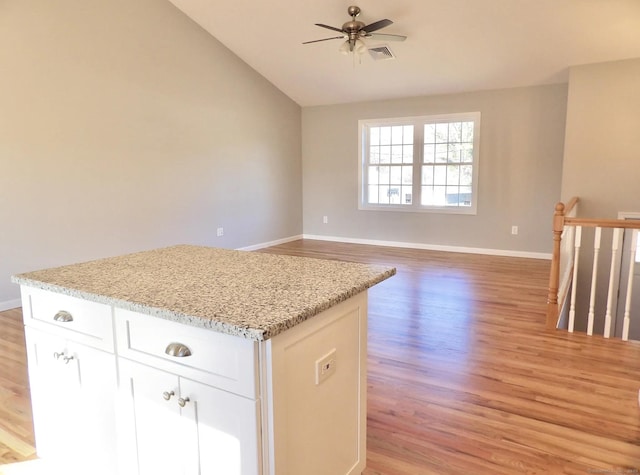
[164,343,192,358]
[53,311,73,323]
[162,390,175,401]
[178,397,190,408]
[53,351,74,364]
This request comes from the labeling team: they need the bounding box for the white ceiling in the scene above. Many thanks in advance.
[167,0,640,107]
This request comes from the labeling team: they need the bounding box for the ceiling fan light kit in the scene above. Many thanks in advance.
[303,5,407,57]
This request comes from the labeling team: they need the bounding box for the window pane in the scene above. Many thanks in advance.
[461,122,474,142]
[370,127,380,146]
[391,145,403,164]
[369,145,380,164]
[460,165,472,186]
[422,185,446,206]
[435,144,448,163]
[392,126,404,144]
[368,185,379,204]
[435,123,448,143]
[379,185,390,204]
[449,187,471,207]
[433,166,446,185]
[461,143,473,163]
[403,145,413,164]
[388,186,401,204]
[402,166,413,185]
[380,127,391,145]
[378,166,390,184]
[380,146,391,164]
[390,166,402,184]
[449,122,462,142]
[447,143,461,163]
[424,144,435,164]
[445,186,460,205]
[404,125,414,144]
[424,124,435,144]
[446,166,459,186]
[402,186,412,204]
[422,165,433,185]
[368,166,379,185]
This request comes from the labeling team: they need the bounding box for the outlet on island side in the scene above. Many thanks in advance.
[315,348,337,385]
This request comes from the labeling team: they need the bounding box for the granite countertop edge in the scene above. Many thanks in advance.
[11,268,396,341]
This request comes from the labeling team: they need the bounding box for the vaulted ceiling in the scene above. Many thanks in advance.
[167,0,640,107]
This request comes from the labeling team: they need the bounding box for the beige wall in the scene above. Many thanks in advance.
[562,58,640,216]
[302,84,567,254]
[0,0,302,305]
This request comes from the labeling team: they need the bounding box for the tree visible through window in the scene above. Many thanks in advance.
[359,113,480,214]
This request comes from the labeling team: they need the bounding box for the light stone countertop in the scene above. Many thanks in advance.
[11,245,396,340]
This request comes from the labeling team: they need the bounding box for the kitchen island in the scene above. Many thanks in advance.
[11,245,395,475]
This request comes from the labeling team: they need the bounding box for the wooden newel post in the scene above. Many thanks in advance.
[546,202,565,329]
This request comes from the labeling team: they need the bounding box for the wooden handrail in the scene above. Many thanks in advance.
[564,196,579,216]
[564,217,640,229]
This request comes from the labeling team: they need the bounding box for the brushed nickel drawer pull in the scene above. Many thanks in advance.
[178,397,190,408]
[162,390,175,401]
[165,343,192,358]
[53,311,73,323]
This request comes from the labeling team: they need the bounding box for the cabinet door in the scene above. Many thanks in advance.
[118,360,194,475]
[24,327,117,475]
[180,378,261,475]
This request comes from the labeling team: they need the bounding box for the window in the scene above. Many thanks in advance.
[358,112,480,214]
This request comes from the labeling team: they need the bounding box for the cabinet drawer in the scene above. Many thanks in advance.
[21,287,114,351]
[115,309,259,399]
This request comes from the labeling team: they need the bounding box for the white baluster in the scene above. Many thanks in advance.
[587,227,602,336]
[622,229,638,341]
[568,226,582,333]
[603,228,622,338]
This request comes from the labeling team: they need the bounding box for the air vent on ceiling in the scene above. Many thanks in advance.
[368,45,396,61]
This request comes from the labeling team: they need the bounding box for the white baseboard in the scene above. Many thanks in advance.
[302,234,552,260]
[0,298,22,311]
[237,234,304,251]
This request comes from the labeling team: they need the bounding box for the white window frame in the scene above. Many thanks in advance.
[358,112,481,214]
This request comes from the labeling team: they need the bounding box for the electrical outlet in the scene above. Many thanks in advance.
[216,227,224,237]
[315,348,337,385]
[511,225,518,235]
[323,215,328,224]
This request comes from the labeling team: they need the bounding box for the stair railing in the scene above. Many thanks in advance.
[547,198,640,340]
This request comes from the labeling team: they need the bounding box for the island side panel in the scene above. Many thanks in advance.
[264,291,368,475]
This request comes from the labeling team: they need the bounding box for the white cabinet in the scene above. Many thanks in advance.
[24,326,117,475]
[117,361,261,475]
[20,286,368,475]
[115,310,261,475]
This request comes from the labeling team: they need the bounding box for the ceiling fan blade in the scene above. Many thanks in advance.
[367,33,407,42]
[364,19,393,33]
[315,23,344,33]
[302,36,345,45]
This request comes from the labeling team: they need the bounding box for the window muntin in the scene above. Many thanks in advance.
[359,113,480,214]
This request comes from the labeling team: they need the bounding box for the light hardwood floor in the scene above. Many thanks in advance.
[2,239,640,473]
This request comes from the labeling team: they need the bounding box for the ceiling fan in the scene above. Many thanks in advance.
[303,5,407,54]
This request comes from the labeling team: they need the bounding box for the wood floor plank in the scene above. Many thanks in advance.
[2,239,640,473]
